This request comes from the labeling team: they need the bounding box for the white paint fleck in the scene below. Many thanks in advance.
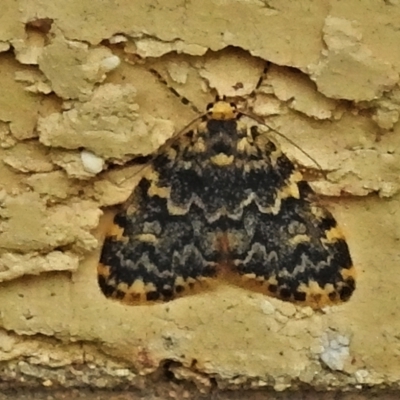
[101,55,121,72]
[259,299,275,315]
[320,331,350,371]
[108,35,128,44]
[355,369,370,384]
[112,368,131,377]
[80,150,104,174]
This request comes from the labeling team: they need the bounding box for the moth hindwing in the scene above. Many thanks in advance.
[98,99,355,309]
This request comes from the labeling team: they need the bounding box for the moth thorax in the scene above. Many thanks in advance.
[207,127,236,154]
[206,127,237,167]
[207,100,238,120]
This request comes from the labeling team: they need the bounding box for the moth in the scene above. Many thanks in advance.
[97,96,355,309]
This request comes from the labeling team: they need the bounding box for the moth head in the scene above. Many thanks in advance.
[206,96,239,120]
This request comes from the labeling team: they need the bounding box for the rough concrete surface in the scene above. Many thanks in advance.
[0,0,400,397]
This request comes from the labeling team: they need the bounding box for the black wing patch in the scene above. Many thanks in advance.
[98,101,355,308]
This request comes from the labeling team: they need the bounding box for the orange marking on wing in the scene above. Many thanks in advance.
[107,222,128,241]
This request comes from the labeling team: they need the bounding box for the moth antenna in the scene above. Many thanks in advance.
[244,63,325,176]
[270,126,326,178]
[148,68,202,115]
[250,61,271,98]
[241,110,326,178]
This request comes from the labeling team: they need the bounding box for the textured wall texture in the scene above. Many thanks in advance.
[0,0,400,394]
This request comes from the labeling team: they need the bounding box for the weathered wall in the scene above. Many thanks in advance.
[0,0,400,393]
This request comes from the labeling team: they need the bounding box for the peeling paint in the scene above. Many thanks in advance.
[0,0,399,393]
